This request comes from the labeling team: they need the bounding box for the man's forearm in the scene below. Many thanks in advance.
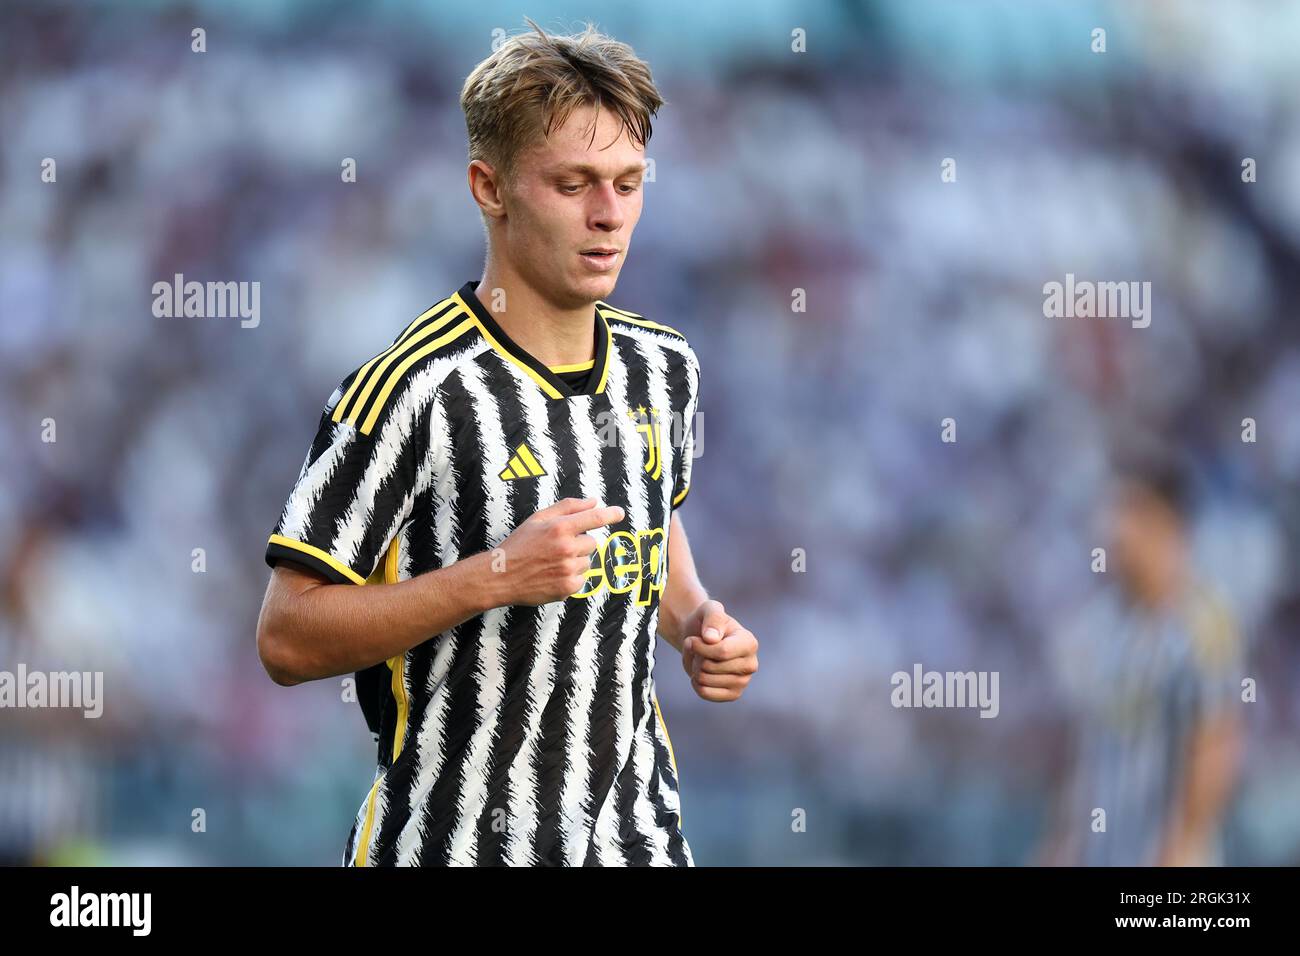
[261,497,625,686]
[1160,711,1243,861]
[258,551,505,685]
[658,510,709,652]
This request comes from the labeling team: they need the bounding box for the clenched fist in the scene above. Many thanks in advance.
[493,497,624,606]
[679,599,759,702]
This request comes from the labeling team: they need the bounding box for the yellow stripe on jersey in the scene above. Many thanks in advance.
[333,297,456,426]
[338,304,469,432]
[385,540,409,760]
[357,317,477,435]
[672,484,689,507]
[356,536,408,868]
[595,301,643,319]
[267,534,367,585]
[597,306,686,340]
[547,359,596,373]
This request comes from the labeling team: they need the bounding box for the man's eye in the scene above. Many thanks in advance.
[619,183,641,193]
[559,184,582,194]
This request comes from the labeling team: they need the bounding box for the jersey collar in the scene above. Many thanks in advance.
[454,279,612,400]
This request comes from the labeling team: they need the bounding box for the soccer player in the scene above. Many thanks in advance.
[255,21,759,867]
[1038,461,1244,866]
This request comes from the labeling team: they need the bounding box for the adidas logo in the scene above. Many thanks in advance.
[499,442,547,481]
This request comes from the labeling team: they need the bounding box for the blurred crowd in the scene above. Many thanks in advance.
[2,0,1299,864]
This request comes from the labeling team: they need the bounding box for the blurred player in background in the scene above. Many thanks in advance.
[1039,460,1245,866]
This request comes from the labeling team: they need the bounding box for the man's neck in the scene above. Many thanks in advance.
[474,264,596,368]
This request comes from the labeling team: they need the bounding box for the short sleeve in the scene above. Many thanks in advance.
[1182,590,1243,720]
[265,375,427,585]
[671,353,700,511]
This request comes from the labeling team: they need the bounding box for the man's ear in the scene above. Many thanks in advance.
[468,159,507,220]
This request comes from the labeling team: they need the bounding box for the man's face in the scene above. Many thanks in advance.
[496,103,646,307]
[1108,482,1180,592]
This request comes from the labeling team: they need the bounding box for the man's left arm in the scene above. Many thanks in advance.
[1159,600,1246,866]
[1158,709,1244,865]
[657,510,759,702]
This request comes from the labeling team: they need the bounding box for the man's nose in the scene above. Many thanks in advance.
[588,182,624,231]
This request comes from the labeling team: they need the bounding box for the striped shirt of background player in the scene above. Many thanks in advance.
[273,294,697,865]
[1053,587,1239,866]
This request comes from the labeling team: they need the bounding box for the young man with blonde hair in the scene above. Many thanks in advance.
[256,20,759,867]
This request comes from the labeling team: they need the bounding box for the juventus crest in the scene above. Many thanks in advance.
[628,404,664,480]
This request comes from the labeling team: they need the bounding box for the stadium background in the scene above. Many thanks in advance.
[2,0,1299,865]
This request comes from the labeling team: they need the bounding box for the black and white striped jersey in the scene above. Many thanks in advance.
[264,279,700,866]
[1050,583,1242,866]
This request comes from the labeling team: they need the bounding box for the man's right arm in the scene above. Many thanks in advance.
[256,551,502,686]
[255,497,624,686]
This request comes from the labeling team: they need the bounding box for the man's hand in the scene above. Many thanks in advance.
[493,497,624,606]
[678,599,758,702]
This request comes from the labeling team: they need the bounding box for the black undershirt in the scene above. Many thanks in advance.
[554,366,593,393]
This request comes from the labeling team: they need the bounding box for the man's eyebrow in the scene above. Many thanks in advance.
[550,162,646,178]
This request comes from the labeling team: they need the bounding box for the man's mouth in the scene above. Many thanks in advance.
[579,248,621,271]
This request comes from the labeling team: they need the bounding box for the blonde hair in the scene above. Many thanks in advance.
[460,19,664,180]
